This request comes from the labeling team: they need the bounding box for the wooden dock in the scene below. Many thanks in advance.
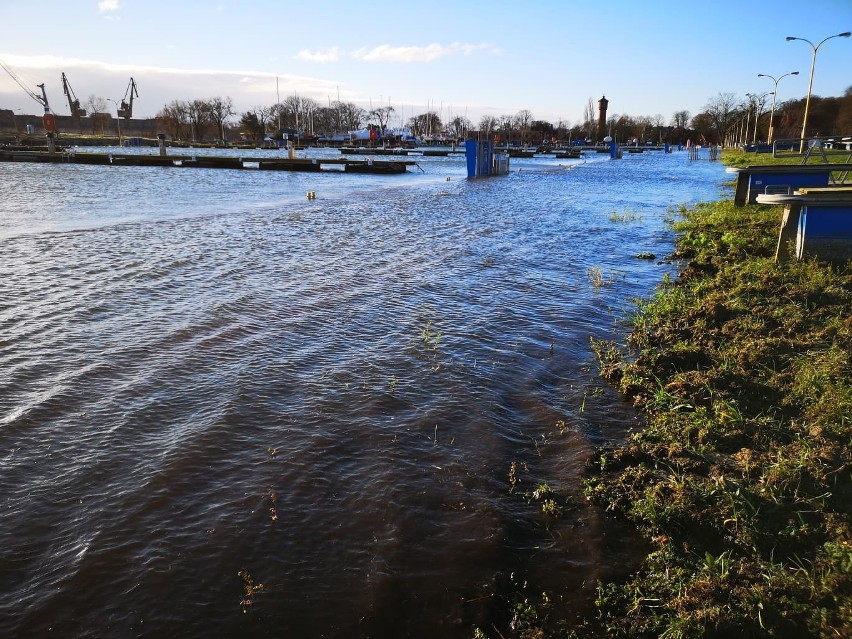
[0,149,415,174]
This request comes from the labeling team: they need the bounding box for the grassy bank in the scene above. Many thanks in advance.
[580,154,852,637]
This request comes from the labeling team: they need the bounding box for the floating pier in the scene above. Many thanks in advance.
[338,147,465,157]
[0,149,415,174]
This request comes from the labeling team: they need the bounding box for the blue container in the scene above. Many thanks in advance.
[797,204,852,261]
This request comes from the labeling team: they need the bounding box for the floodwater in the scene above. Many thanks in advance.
[0,146,727,638]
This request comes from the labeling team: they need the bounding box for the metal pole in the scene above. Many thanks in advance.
[753,97,759,145]
[758,72,799,144]
[107,98,122,146]
[787,32,851,151]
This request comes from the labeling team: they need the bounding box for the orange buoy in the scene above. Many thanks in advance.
[42,113,56,132]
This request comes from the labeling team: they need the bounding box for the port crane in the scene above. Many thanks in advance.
[116,77,138,118]
[0,58,57,150]
[61,72,87,117]
[0,58,51,113]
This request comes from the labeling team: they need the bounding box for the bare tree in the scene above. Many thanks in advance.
[369,106,396,133]
[671,110,691,130]
[84,94,110,134]
[156,100,190,140]
[335,101,365,132]
[407,112,442,138]
[690,112,715,145]
[702,92,739,145]
[478,115,497,137]
[653,113,666,143]
[606,113,619,139]
[239,106,273,141]
[584,97,595,140]
[514,109,533,145]
[531,120,555,144]
[635,115,653,142]
[448,115,472,140]
[670,110,691,144]
[272,95,320,134]
[208,96,235,143]
[497,114,514,144]
[186,99,213,142]
[84,94,108,116]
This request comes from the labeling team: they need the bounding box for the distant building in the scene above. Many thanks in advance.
[597,96,609,141]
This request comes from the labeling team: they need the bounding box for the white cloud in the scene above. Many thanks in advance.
[0,54,344,117]
[352,42,498,63]
[97,0,120,12]
[296,47,343,63]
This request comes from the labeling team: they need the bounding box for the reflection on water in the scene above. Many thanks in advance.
[0,149,726,637]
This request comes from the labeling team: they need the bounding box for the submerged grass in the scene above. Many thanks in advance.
[575,159,852,637]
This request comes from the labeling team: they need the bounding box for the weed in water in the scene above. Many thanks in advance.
[508,460,528,493]
[422,321,442,351]
[609,208,643,223]
[586,266,606,288]
[238,570,265,610]
[586,267,626,288]
[267,486,278,522]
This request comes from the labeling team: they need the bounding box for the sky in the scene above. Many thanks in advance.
[1,0,850,129]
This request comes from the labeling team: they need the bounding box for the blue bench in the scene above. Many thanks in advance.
[726,164,852,206]
[756,188,852,263]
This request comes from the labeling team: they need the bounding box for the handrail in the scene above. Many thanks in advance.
[772,135,852,164]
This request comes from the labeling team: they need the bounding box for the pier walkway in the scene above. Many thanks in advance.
[0,149,415,174]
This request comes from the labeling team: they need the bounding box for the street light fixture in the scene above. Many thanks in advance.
[744,93,754,146]
[757,71,799,144]
[106,98,122,146]
[786,31,851,151]
[753,92,773,145]
[744,93,767,145]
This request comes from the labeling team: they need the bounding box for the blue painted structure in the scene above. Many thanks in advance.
[727,164,852,206]
[798,204,852,261]
[465,140,508,177]
[756,189,852,262]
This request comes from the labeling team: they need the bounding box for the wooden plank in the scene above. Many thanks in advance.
[775,203,802,263]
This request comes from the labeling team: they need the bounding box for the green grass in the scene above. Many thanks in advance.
[577,151,852,637]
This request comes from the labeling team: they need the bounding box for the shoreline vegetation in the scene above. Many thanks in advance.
[498,150,850,638]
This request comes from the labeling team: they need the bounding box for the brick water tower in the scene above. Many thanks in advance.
[597,95,608,142]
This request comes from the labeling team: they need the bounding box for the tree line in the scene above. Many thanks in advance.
[72,86,852,145]
[692,87,852,146]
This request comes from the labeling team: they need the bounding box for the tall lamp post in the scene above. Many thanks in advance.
[744,93,766,144]
[107,98,122,146]
[757,71,799,144]
[786,32,851,151]
[756,94,770,145]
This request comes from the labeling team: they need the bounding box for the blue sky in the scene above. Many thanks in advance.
[1,0,850,128]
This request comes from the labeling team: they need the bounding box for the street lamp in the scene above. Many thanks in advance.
[747,92,773,145]
[786,31,851,151]
[744,93,756,145]
[757,71,799,144]
[106,98,122,146]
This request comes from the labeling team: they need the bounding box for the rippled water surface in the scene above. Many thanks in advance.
[0,148,726,637]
